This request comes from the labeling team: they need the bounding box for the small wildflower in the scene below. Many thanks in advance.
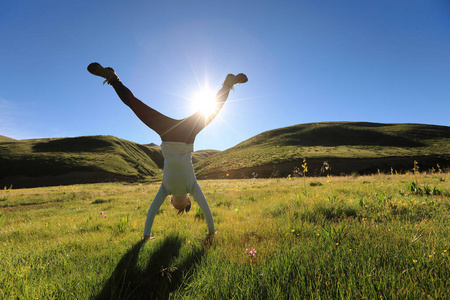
[316,233,320,236]
[302,159,308,174]
[413,259,418,263]
[100,211,104,215]
[291,229,295,233]
[335,243,339,246]
[246,247,257,258]
[428,255,433,258]
[349,249,352,251]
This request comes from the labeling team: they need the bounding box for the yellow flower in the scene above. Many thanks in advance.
[413,259,418,263]
[291,229,295,233]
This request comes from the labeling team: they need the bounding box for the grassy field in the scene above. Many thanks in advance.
[0,171,449,299]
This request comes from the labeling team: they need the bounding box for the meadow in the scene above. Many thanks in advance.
[0,171,449,299]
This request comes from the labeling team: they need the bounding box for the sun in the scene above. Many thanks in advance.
[190,87,217,117]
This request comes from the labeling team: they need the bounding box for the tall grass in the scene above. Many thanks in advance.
[0,173,448,299]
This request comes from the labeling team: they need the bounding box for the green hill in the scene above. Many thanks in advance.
[1,122,448,187]
[0,135,162,188]
[194,122,450,178]
[192,149,221,165]
[0,135,16,143]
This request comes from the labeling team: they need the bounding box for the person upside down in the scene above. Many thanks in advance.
[88,62,247,240]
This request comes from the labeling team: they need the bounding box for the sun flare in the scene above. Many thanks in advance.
[191,87,217,117]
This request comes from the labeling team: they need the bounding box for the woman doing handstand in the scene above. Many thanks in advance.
[87,62,247,240]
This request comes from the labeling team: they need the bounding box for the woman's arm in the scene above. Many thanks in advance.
[191,182,215,234]
[143,184,169,238]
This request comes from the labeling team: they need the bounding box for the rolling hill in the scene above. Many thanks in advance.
[192,149,221,165]
[0,135,221,188]
[0,135,163,188]
[1,122,449,188]
[194,122,450,179]
[0,135,16,143]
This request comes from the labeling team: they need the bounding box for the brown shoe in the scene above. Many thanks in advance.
[223,73,248,89]
[87,62,119,85]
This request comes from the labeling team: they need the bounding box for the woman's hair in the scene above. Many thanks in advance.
[171,195,191,215]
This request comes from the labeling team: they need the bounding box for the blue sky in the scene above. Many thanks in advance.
[1,0,449,151]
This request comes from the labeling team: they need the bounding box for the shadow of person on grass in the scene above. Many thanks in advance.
[94,233,209,300]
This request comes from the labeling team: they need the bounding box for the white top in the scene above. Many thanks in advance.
[143,141,215,236]
[161,142,196,196]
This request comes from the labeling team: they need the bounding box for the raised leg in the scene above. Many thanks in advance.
[181,74,248,142]
[88,62,179,139]
[110,81,179,138]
